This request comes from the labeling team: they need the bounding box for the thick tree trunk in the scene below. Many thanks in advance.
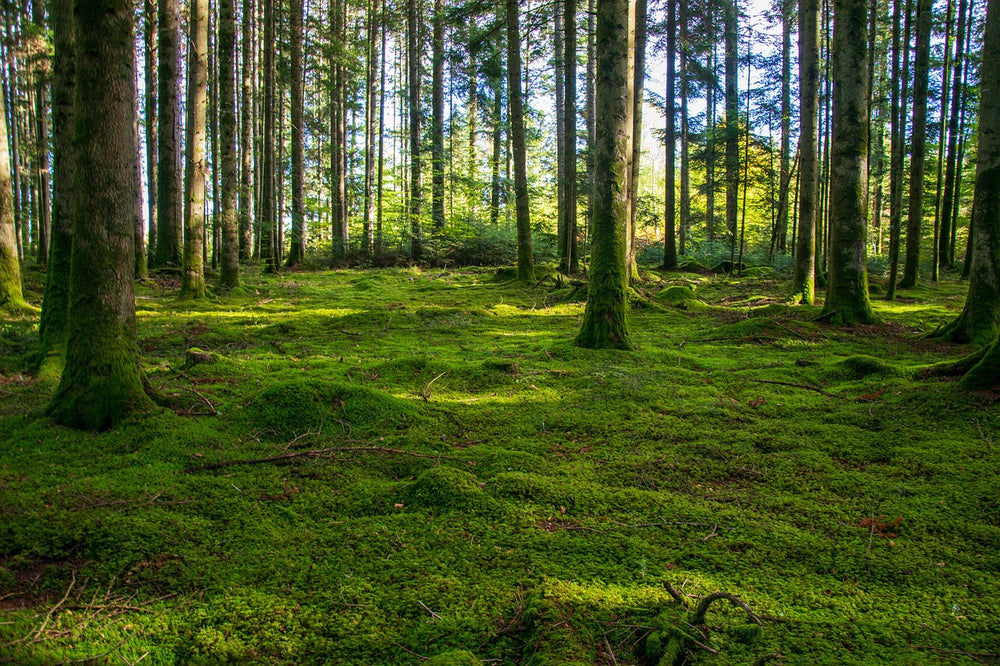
[507,0,534,280]
[286,0,305,266]
[792,0,820,303]
[0,76,23,308]
[823,0,875,324]
[899,0,932,288]
[155,0,182,267]
[48,0,153,429]
[38,0,75,357]
[218,0,239,287]
[181,0,208,297]
[576,0,632,350]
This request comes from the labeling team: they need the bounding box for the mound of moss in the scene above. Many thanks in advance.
[246,379,416,440]
[837,354,901,379]
[403,466,486,513]
[655,285,704,310]
[425,649,480,665]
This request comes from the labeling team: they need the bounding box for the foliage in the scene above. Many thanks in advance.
[1,267,998,664]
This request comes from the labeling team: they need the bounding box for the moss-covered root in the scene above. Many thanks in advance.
[960,335,1000,389]
[649,586,763,666]
[929,307,1000,347]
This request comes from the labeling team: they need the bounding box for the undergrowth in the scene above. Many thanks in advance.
[1,265,997,664]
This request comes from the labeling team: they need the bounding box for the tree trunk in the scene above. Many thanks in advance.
[706,45,716,241]
[155,0,182,268]
[260,0,277,270]
[238,0,254,262]
[887,0,913,298]
[792,0,820,303]
[586,0,596,253]
[506,0,533,280]
[408,0,423,258]
[363,0,379,258]
[38,0,75,357]
[562,0,578,273]
[724,0,739,261]
[931,0,955,278]
[899,0,932,288]
[679,0,690,257]
[431,0,445,233]
[143,0,157,267]
[0,68,23,309]
[776,0,792,253]
[823,0,875,324]
[181,0,208,297]
[662,0,677,270]
[32,0,50,265]
[627,0,646,278]
[286,0,305,266]
[939,0,969,270]
[218,0,240,287]
[48,0,153,429]
[490,74,502,228]
[555,0,566,259]
[576,0,632,349]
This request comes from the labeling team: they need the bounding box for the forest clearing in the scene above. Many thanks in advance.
[1,264,998,664]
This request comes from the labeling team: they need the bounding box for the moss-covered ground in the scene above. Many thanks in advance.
[1,265,998,664]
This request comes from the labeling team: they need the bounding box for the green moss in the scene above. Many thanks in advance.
[403,466,486,513]
[837,354,901,379]
[655,285,704,310]
[425,649,480,665]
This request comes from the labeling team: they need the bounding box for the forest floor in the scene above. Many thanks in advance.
[0,263,998,665]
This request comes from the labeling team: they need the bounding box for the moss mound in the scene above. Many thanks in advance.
[425,649,480,665]
[655,285,704,310]
[246,379,416,440]
[837,354,900,379]
[741,265,774,278]
[709,316,780,340]
[403,466,485,512]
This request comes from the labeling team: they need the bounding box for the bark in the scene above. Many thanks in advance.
[408,0,423,258]
[561,0,578,273]
[724,0,739,256]
[899,0,932,288]
[706,45,716,241]
[32,0,50,265]
[238,0,254,261]
[679,0,690,256]
[931,0,955,278]
[363,0,380,257]
[823,0,875,324]
[0,69,23,308]
[431,0,446,232]
[218,0,239,287]
[576,0,632,350]
[792,0,820,303]
[586,0,596,251]
[48,0,153,429]
[938,0,1000,346]
[939,0,969,270]
[886,0,912,299]
[143,0,157,266]
[286,0,305,266]
[155,0,182,267]
[627,0,646,278]
[490,75,502,228]
[507,0,534,280]
[555,0,565,255]
[662,0,677,270]
[259,0,277,270]
[776,0,792,253]
[181,0,208,298]
[38,0,75,357]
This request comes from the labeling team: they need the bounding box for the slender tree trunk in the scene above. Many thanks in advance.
[155,0,182,267]
[431,0,445,233]
[887,0,913,298]
[260,0,277,270]
[679,0,690,256]
[133,51,148,280]
[576,0,633,349]
[38,0,75,357]
[490,75,502,228]
[48,0,153,429]
[776,0,792,253]
[286,0,305,266]
[724,0,739,263]
[143,0,157,266]
[662,0,677,270]
[363,0,380,258]
[32,0,50,265]
[706,44,716,241]
[793,0,820,303]
[562,0,578,273]
[899,0,932,288]
[507,0,534,280]
[181,0,208,297]
[238,0,254,262]
[376,8,386,256]
[931,0,955,279]
[218,0,240,287]
[627,0,646,278]
[586,0,596,253]
[939,0,969,270]
[555,0,566,256]
[408,0,423,258]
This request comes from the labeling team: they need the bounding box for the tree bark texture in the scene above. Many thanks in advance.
[793,0,820,304]
[155,0,182,267]
[506,0,534,280]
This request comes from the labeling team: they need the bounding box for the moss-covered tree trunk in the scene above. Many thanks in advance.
[792,0,820,304]
[218,0,240,288]
[38,0,75,360]
[181,0,208,298]
[506,0,534,281]
[48,0,153,430]
[822,0,875,324]
[575,0,633,350]
[155,0,181,268]
[941,0,1000,346]
[0,82,24,310]
[431,0,445,233]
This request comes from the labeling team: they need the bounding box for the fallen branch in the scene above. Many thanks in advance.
[180,386,217,415]
[691,591,762,627]
[183,445,468,473]
[910,646,998,664]
[746,378,846,400]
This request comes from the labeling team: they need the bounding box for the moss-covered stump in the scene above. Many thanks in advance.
[246,379,417,440]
